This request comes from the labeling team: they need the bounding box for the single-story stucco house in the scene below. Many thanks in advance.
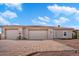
[0,25,75,40]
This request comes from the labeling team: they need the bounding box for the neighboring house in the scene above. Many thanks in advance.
[75,30,79,39]
[0,25,74,40]
[72,30,77,39]
[77,30,79,39]
[72,30,79,39]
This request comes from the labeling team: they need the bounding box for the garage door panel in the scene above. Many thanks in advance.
[6,30,19,39]
[29,30,47,39]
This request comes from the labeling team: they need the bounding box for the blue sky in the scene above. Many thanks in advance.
[0,3,79,29]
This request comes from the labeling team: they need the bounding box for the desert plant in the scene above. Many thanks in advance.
[22,37,28,40]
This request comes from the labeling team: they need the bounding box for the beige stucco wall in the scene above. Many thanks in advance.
[18,28,23,38]
[53,30,73,39]
[48,29,53,39]
[24,29,29,39]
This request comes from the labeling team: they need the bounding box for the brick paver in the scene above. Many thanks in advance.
[0,40,75,56]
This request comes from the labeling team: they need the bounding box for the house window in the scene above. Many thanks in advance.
[64,32,67,36]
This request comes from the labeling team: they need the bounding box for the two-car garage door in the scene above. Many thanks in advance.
[29,29,48,39]
[5,29,48,40]
[6,30,19,39]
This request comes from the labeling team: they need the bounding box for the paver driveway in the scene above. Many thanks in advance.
[0,40,75,56]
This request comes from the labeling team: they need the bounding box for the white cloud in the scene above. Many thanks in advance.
[0,16,11,25]
[47,4,79,25]
[38,16,50,22]
[3,3,23,11]
[0,3,21,25]
[32,20,47,25]
[32,16,50,25]
[0,10,18,25]
[12,23,20,25]
[0,16,19,25]
[47,4,77,16]
[67,26,79,29]
[2,10,17,19]
[54,17,70,25]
